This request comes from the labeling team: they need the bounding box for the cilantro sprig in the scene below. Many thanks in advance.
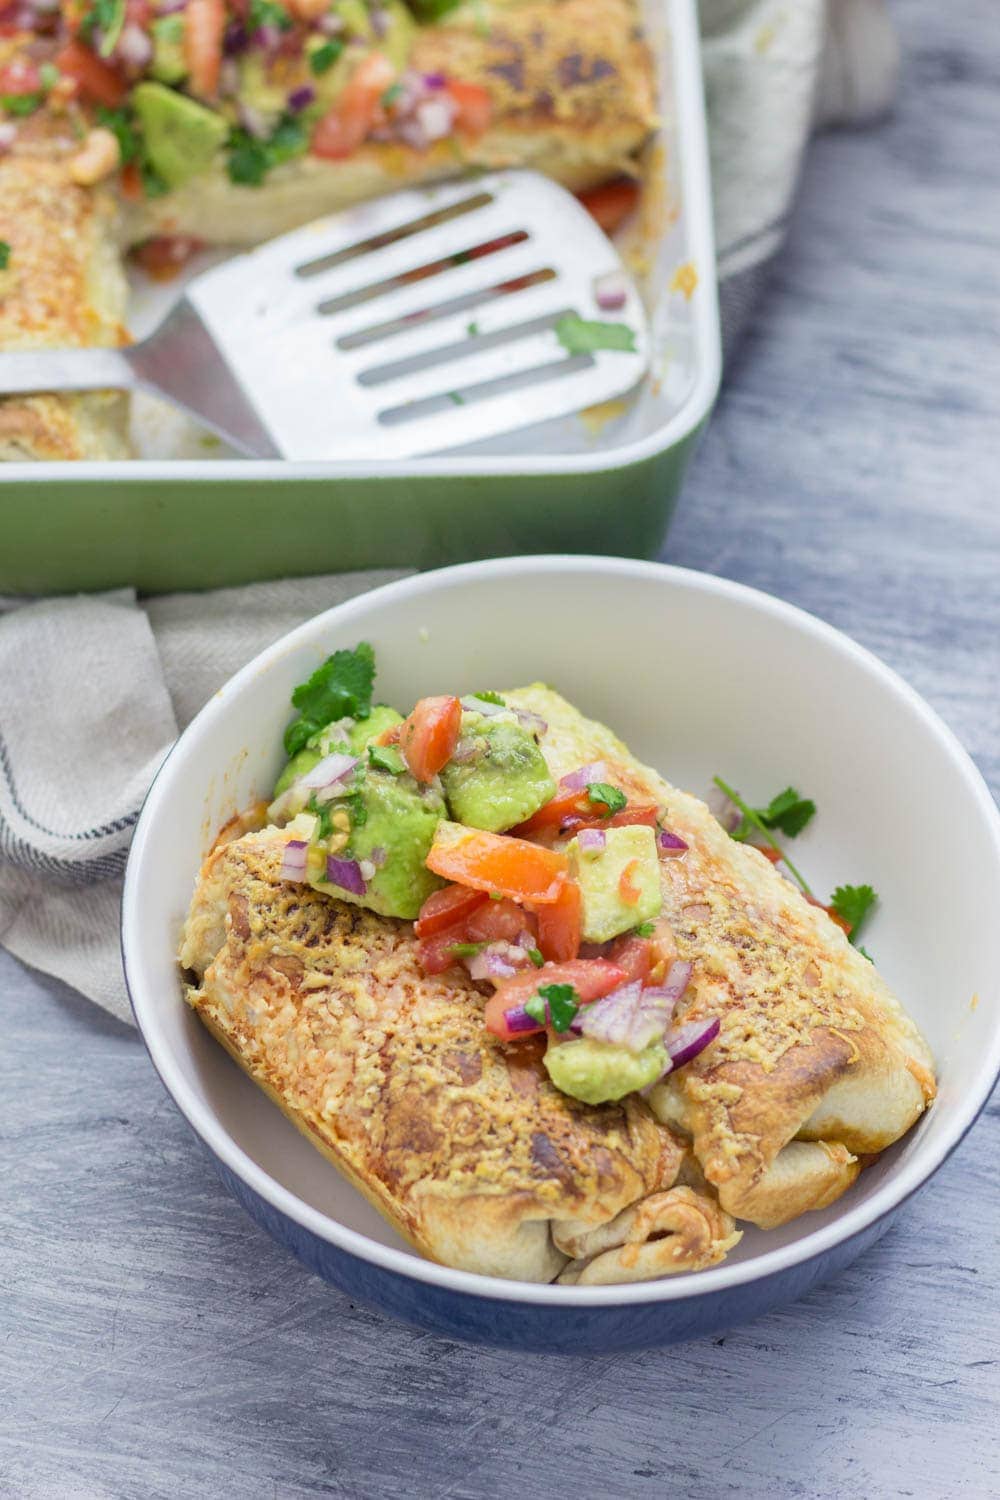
[525,982,580,1033]
[713,775,878,954]
[284,642,375,757]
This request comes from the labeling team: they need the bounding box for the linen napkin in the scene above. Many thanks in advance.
[0,0,898,1024]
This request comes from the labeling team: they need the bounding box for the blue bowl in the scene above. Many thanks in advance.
[122,558,1000,1351]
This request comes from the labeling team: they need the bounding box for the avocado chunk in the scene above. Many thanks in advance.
[441,714,555,832]
[346,705,403,754]
[149,15,187,84]
[132,83,229,188]
[569,824,662,943]
[544,1036,667,1104]
[309,766,444,919]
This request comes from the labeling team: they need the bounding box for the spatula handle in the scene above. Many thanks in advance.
[0,347,137,395]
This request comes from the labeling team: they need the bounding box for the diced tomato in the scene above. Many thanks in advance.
[466,897,533,946]
[132,236,204,282]
[806,893,852,935]
[606,934,652,986]
[618,860,642,907]
[120,161,143,200]
[417,921,470,976]
[312,51,396,160]
[444,78,492,136]
[54,42,127,107]
[426,825,569,905]
[414,882,488,938]
[0,59,41,95]
[536,879,581,964]
[514,790,660,839]
[576,177,640,235]
[484,958,627,1041]
[183,0,225,99]
[399,694,462,783]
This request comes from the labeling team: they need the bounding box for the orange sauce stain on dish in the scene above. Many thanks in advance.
[670,261,698,300]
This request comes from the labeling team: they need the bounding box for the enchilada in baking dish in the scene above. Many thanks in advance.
[180,652,935,1285]
[0,0,656,458]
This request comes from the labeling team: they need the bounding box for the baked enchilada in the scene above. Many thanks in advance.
[180,647,936,1285]
[0,0,656,458]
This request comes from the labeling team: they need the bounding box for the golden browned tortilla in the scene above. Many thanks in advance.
[180,686,935,1284]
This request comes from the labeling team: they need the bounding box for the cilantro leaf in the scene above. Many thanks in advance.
[449,941,487,957]
[634,921,655,938]
[96,105,141,165]
[309,38,343,74]
[586,782,627,816]
[0,241,9,270]
[527,947,545,968]
[759,787,816,838]
[474,690,505,706]
[555,315,637,355]
[856,945,874,963]
[306,794,334,842]
[227,114,307,187]
[1,93,43,116]
[368,743,405,775]
[248,0,292,30]
[830,884,878,944]
[525,982,580,1033]
[284,641,375,756]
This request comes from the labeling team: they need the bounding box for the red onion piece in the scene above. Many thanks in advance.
[326,854,367,895]
[0,123,17,153]
[252,22,282,50]
[412,94,454,144]
[560,761,608,791]
[299,751,358,791]
[288,84,315,112]
[223,19,248,53]
[279,838,309,882]
[513,708,548,737]
[116,21,153,70]
[580,962,692,1053]
[577,828,606,853]
[156,0,189,12]
[501,1004,540,1034]
[658,828,689,855]
[422,70,446,88]
[665,1016,721,1069]
[450,738,481,765]
[369,5,388,36]
[468,949,517,981]
[369,846,387,868]
[594,270,628,311]
[642,960,692,1005]
[316,10,344,33]
[706,786,741,835]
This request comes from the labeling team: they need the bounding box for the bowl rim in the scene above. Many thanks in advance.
[122,555,1000,1308]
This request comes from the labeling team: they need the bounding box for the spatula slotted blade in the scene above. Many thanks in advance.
[184,171,648,459]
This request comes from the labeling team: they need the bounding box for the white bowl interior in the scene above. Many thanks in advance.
[124,558,1000,1304]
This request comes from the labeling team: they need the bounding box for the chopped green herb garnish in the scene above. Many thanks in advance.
[96,105,141,165]
[284,641,375,756]
[713,776,813,897]
[466,321,480,337]
[140,161,170,198]
[732,785,816,842]
[489,891,503,900]
[0,241,9,271]
[474,690,505,706]
[525,982,580,1033]
[586,782,627,816]
[341,789,368,828]
[381,82,403,108]
[447,391,465,406]
[368,743,406,775]
[830,884,878,945]
[309,37,344,74]
[555,314,637,355]
[1,93,43,116]
[634,922,655,938]
[857,945,874,963]
[527,947,545,968]
[227,114,307,186]
[448,941,487,958]
[248,0,293,30]
[307,795,334,842]
[80,0,126,55]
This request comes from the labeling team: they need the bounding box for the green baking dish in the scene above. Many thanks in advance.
[0,0,719,595]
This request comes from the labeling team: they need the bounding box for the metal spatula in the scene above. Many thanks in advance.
[0,170,648,460]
